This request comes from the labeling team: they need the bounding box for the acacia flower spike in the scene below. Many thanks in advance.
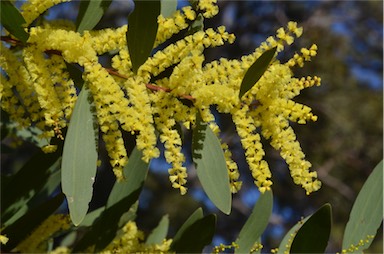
[1,0,321,195]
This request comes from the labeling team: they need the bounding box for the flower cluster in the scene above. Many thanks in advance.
[1,0,321,195]
[101,221,173,254]
[14,214,71,253]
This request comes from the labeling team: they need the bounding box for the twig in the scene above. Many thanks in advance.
[106,68,195,101]
[1,36,23,46]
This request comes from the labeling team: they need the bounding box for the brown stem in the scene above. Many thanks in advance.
[1,36,23,46]
[106,68,196,102]
[45,49,62,56]
[106,68,128,79]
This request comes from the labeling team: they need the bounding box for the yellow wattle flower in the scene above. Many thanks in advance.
[1,0,322,195]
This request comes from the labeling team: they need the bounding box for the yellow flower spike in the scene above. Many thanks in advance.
[222,142,243,193]
[287,21,303,37]
[48,55,77,121]
[183,6,196,20]
[169,49,205,97]
[15,214,71,253]
[155,6,196,47]
[0,44,43,125]
[286,44,318,67]
[3,0,322,197]
[102,221,174,254]
[23,46,65,137]
[157,5,198,44]
[21,0,71,26]
[141,26,234,78]
[0,235,9,245]
[82,62,135,179]
[111,48,133,77]
[103,126,128,181]
[198,0,219,18]
[0,47,34,128]
[42,144,58,153]
[28,26,97,65]
[87,25,128,55]
[122,76,159,162]
[277,27,294,45]
[153,92,188,194]
[232,105,272,192]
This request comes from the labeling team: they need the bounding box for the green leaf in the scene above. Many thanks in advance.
[277,217,310,254]
[79,206,105,227]
[161,0,177,18]
[61,87,98,226]
[171,212,216,253]
[192,113,231,214]
[172,207,204,244]
[1,193,64,252]
[1,150,61,224]
[0,0,29,43]
[127,0,160,73]
[342,160,383,252]
[27,159,62,205]
[239,47,277,99]
[235,191,273,254]
[107,147,149,208]
[146,215,169,244]
[76,0,113,33]
[2,164,63,227]
[73,148,148,252]
[290,203,332,253]
[60,231,78,248]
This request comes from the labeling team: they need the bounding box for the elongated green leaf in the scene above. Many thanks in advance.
[146,215,169,244]
[161,0,177,18]
[127,0,160,73]
[172,207,204,244]
[1,150,61,224]
[290,203,332,253]
[1,193,64,252]
[61,87,98,226]
[107,147,149,208]
[79,206,105,227]
[239,47,277,99]
[342,160,383,252]
[28,159,62,204]
[0,1,29,43]
[192,114,231,214]
[277,217,310,254]
[3,163,62,227]
[235,191,273,254]
[76,0,112,33]
[60,231,78,248]
[73,148,148,252]
[171,213,216,253]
